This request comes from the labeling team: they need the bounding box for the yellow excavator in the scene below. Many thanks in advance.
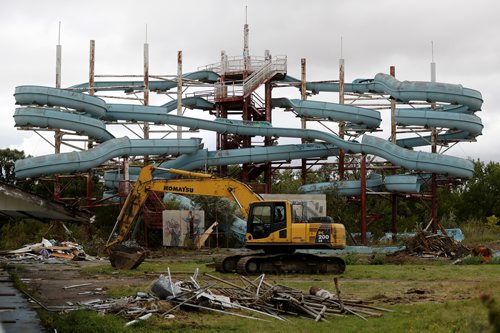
[106,165,347,274]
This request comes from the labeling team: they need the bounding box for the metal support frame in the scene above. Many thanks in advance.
[300,58,308,185]
[360,155,367,245]
[430,59,438,233]
[177,50,183,139]
[143,42,150,165]
[390,66,398,239]
[338,58,345,181]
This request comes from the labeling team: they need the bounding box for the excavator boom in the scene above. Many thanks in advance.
[105,165,263,269]
[106,165,346,273]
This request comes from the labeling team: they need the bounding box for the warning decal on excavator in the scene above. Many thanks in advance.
[315,224,331,244]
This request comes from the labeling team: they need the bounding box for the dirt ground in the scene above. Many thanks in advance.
[8,261,144,307]
[5,249,496,310]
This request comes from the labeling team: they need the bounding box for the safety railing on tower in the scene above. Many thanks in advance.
[211,56,287,99]
[242,56,287,97]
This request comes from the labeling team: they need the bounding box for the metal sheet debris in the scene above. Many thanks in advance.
[72,268,390,323]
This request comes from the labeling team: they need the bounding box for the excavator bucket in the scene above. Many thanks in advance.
[108,245,147,270]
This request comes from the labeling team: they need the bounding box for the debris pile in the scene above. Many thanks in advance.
[402,231,470,258]
[1,238,96,262]
[81,268,391,324]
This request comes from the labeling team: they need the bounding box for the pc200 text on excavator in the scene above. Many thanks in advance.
[105,165,347,274]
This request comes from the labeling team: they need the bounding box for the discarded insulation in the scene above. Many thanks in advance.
[81,268,391,324]
[401,231,470,258]
[0,238,97,262]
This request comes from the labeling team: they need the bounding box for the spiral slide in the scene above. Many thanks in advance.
[13,74,481,190]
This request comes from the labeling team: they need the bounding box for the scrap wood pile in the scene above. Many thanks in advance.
[402,231,470,258]
[81,268,391,324]
[0,238,96,262]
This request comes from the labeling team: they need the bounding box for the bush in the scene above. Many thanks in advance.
[461,255,484,265]
[487,257,500,265]
[370,253,385,265]
[343,253,360,265]
[461,219,500,245]
[0,219,49,250]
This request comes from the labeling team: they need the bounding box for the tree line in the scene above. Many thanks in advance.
[1,148,499,236]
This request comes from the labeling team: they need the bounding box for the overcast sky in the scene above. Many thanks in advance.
[1,0,499,163]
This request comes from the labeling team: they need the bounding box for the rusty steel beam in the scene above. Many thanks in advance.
[300,58,308,185]
[338,57,345,180]
[177,50,183,139]
[54,24,63,200]
[389,66,398,240]
[360,155,367,245]
[430,55,438,233]
[143,42,150,166]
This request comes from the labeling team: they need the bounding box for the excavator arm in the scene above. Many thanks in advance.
[105,165,262,269]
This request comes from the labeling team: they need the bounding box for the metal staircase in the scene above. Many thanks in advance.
[212,56,287,100]
[242,56,287,97]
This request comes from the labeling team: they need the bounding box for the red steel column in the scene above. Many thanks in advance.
[390,66,398,238]
[87,40,95,204]
[264,81,273,193]
[360,155,367,245]
[338,58,345,180]
[54,25,62,201]
[300,58,307,185]
[430,55,439,234]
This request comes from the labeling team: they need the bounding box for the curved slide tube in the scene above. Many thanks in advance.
[14,86,475,178]
[395,107,483,148]
[69,70,219,93]
[15,85,108,118]
[272,98,381,129]
[103,104,474,177]
[299,174,383,195]
[299,174,428,194]
[102,143,340,187]
[14,107,114,142]
[284,73,482,111]
[15,137,202,178]
[278,73,483,192]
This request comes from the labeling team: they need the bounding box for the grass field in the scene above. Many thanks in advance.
[32,259,500,333]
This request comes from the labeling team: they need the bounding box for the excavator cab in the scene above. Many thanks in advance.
[245,200,346,253]
[247,202,288,241]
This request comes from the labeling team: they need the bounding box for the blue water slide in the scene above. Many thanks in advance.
[162,97,214,112]
[383,174,429,193]
[394,107,483,148]
[14,86,475,178]
[102,143,339,187]
[15,86,108,118]
[69,70,219,92]
[15,137,202,178]
[299,174,383,195]
[14,107,114,142]
[272,98,381,129]
[299,173,429,194]
[278,73,483,192]
[104,105,473,177]
[283,73,483,111]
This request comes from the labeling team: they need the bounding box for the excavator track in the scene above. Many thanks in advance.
[235,253,346,275]
[215,254,249,273]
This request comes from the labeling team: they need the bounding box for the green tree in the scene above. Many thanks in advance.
[191,196,238,246]
[451,160,500,222]
[272,170,302,194]
[0,148,28,184]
